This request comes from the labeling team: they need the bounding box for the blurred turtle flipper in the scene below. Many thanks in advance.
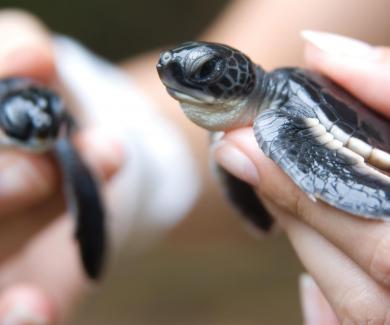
[55,137,106,280]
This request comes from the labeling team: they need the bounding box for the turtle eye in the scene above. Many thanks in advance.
[191,56,223,82]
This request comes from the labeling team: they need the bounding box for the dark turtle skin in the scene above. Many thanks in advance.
[0,78,106,279]
[157,41,390,231]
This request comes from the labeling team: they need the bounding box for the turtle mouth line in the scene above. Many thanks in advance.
[166,87,206,104]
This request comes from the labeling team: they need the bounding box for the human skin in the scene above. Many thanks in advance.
[1,0,390,324]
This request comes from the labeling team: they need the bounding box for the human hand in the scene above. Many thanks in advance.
[214,31,390,324]
[0,10,123,324]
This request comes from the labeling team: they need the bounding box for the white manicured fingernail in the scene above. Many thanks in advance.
[299,273,340,325]
[300,273,322,325]
[1,303,49,325]
[301,30,381,60]
[214,141,259,187]
[0,11,48,58]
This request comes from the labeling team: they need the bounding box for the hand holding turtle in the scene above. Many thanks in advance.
[214,32,390,323]
[0,10,122,324]
[157,32,390,323]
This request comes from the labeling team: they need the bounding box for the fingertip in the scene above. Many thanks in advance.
[301,30,390,117]
[76,129,125,181]
[302,41,360,89]
[300,273,321,325]
[212,127,262,187]
[299,273,339,325]
[0,284,56,325]
[214,140,260,187]
[224,128,262,157]
[0,9,55,82]
[303,43,325,70]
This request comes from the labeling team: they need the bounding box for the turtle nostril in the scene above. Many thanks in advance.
[159,51,173,66]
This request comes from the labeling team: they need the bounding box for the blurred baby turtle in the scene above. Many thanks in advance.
[0,78,105,279]
[157,41,390,231]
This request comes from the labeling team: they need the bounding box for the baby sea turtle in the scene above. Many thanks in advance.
[157,42,390,231]
[0,77,105,279]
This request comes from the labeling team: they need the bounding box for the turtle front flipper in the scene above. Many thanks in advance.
[254,108,390,220]
[54,137,106,279]
[216,165,273,232]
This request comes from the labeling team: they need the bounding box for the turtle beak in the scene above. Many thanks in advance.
[157,51,194,98]
[156,54,192,102]
[156,49,215,104]
[156,50,177,87]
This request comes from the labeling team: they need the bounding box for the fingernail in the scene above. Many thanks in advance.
[214,141,259,187]
[0,11,47,58]
[301,30,381,60]
[299,273,320,325]
[1,303,49,325]
[0,11,53,81]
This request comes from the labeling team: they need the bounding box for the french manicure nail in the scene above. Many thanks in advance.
[0,12,45,58]
[1,303,49,325]
[301,30,381,60]
[299,273,321,325]
[214,141,259,187]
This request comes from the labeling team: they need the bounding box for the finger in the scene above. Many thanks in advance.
[0,10,59,216]
[0,9,55,82]
[215,128,390,288]
[281,193,390,289]
[0,127,124,259]
[0,150,58,218]
[0,216,91,322]
[275,206,390,324]
[299,273,339,325]
[0,194,63,262]
[0,284,56,325]
[302,30,390,118]
[214,128,303,214]
[75,128,125,182]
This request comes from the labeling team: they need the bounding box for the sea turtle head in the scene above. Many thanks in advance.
[157,41,263,131]
[0,81,65,151]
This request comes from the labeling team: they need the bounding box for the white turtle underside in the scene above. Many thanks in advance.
[254,106,390,220]
[305,117,390,171]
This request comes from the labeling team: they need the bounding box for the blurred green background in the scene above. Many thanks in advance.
[0,0,228,60]
[4,0,379,324]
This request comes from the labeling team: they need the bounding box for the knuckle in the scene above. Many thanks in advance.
[266,180,316,225]
[289,187,315,224]
[338,287,387,324]
[294,191,307,219]
[369,229,390,286]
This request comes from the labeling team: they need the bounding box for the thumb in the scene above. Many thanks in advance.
[302,30,390,118]
[0,284,56,325]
